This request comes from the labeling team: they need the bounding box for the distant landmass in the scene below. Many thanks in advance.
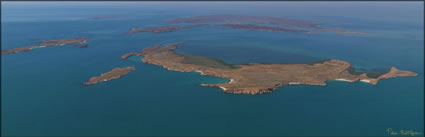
[128,15,363,35]
[168,15,363,35]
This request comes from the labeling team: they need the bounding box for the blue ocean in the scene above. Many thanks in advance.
[1,2,423,136]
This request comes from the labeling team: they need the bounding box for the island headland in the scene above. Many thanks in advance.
[122,42,417,94]
[1,37,89,55]
[83,67,136,86]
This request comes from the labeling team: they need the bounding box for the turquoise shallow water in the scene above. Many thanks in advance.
[1,2,424,136]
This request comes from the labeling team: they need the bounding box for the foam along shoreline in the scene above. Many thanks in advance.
[218,86,228,91]
[195,70,205,75]
[334,78,355,82]
[360,79,372,83]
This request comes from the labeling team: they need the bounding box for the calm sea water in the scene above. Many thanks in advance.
[1,2,424,136]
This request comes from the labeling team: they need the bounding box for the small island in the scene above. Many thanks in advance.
[83,67,136,86]
[1,37,89,55]
[123,42,417,94]
[39,38,89,47]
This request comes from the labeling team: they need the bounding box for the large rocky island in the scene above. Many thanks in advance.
[122,42,417,94]
[1,38,89,55]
